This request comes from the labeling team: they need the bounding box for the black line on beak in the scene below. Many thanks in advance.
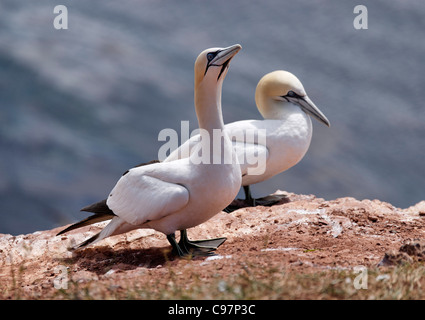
[217,58,231,81]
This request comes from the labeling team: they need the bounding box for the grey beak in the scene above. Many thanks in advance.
[211,44,242,66]
[289,95,330,127]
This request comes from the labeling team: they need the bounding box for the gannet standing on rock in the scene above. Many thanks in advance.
[166,70,330,211]
[57,44,242,257]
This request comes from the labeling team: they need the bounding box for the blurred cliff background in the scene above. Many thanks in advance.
[0,0,424,235]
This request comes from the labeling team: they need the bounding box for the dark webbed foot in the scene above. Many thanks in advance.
[167,230,227,257]
[253,193,289,206]
[223,201,246,213]
[179,229,226,251]
[223,186,289,213]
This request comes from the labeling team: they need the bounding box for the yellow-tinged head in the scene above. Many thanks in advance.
[255,70,330,127]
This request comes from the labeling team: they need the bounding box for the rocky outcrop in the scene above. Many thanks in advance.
[1,191,425,299]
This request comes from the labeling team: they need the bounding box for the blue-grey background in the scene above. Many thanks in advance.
[1,0,424,235]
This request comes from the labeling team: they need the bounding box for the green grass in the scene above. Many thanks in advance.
[3,260,425,300]
[52,263,425,299]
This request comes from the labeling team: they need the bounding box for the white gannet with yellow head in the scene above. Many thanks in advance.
[57,44,242,256]
[166,70,330,210]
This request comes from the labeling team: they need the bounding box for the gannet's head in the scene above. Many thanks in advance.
[194,44,242,87]
[255,70,330,127]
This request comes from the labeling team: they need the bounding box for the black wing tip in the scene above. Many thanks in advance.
[80,198,106,212]
[56,229,68,236]
[56,212,114,236]
[56,222,83,236]
[80,199,115,216]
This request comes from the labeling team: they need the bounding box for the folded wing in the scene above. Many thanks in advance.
[107,172,190,225]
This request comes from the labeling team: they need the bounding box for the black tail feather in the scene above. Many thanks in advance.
[80,199,115,216]
[56,213,114,236]
[56,199,115,236]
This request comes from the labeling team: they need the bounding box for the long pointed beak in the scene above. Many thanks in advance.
[291,95,330,127]
[212,44,242,66]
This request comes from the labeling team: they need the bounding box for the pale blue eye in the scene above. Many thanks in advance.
[207,53,215,61]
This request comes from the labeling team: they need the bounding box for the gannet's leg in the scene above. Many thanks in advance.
[178,230,226,255]
[167,233,187,257]
[243,185,256,206]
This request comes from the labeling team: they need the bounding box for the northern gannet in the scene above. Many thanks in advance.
[57,44,243,256]
[165,70,330,210]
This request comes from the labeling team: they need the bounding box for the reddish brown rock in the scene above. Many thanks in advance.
[1,191,424,298]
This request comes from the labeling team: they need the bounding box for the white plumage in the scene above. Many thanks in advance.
[58,44,243,256]
[165,70,330,208]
